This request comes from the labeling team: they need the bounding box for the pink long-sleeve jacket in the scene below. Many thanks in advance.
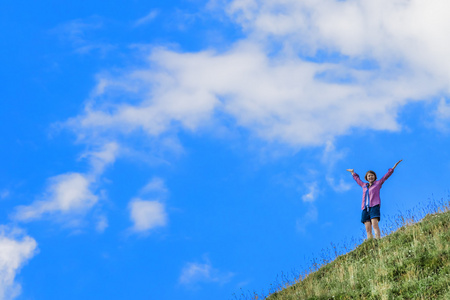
[352,168,394,210]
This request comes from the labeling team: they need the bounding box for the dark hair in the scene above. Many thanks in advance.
[365,170,377,181]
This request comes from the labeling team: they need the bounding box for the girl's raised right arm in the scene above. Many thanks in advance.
[347,169,365,187]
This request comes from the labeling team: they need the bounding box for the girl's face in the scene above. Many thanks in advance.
[367,173,376,183]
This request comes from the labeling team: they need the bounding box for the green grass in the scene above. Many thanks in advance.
[267,207,450,299]
[234,199,450,300]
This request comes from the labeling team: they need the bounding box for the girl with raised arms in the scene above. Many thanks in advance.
[346,160,402,240]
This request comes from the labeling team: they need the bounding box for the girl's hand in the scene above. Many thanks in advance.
[346,169,355,175]
[393,160,402,169]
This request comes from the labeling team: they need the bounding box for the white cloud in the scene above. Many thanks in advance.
[179,258,234,287]
[13,173,98,222]
[128,199,167,233]
[128,178,169,234]
[0,227,37,300]
[12,143,119,224]
[227,0,450,70]
[227,0,450,98]
[64,0,450,150]
[134,10,159,27]
[69,44,399,147]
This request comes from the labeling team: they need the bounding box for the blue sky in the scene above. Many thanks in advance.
[2,0,450,299]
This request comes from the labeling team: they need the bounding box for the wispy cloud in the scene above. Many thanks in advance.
[298,181,320,233]
[139,177,168,196]
[95,215,109,233]
[133,10,159,27]
[434,98,450,132]
[0,190,9,200]
[51,17,115,55]
[321,141,347,169]
[296,205,318,234]
[302,182,319,203]
[326,176,352,193]
[80,142,119,175]
[321,141,351,192]
[0,226,37,300]
[179,257,234,288]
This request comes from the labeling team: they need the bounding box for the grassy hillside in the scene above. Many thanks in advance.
[264,207,450,299]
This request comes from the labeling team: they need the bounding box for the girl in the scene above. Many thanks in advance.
[346,160,402,240]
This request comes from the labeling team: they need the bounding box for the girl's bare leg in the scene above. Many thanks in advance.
[364,221,373,239]
[371,218,381,239]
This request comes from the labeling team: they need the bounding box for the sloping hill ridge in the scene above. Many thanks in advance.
[267,209,450,299]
